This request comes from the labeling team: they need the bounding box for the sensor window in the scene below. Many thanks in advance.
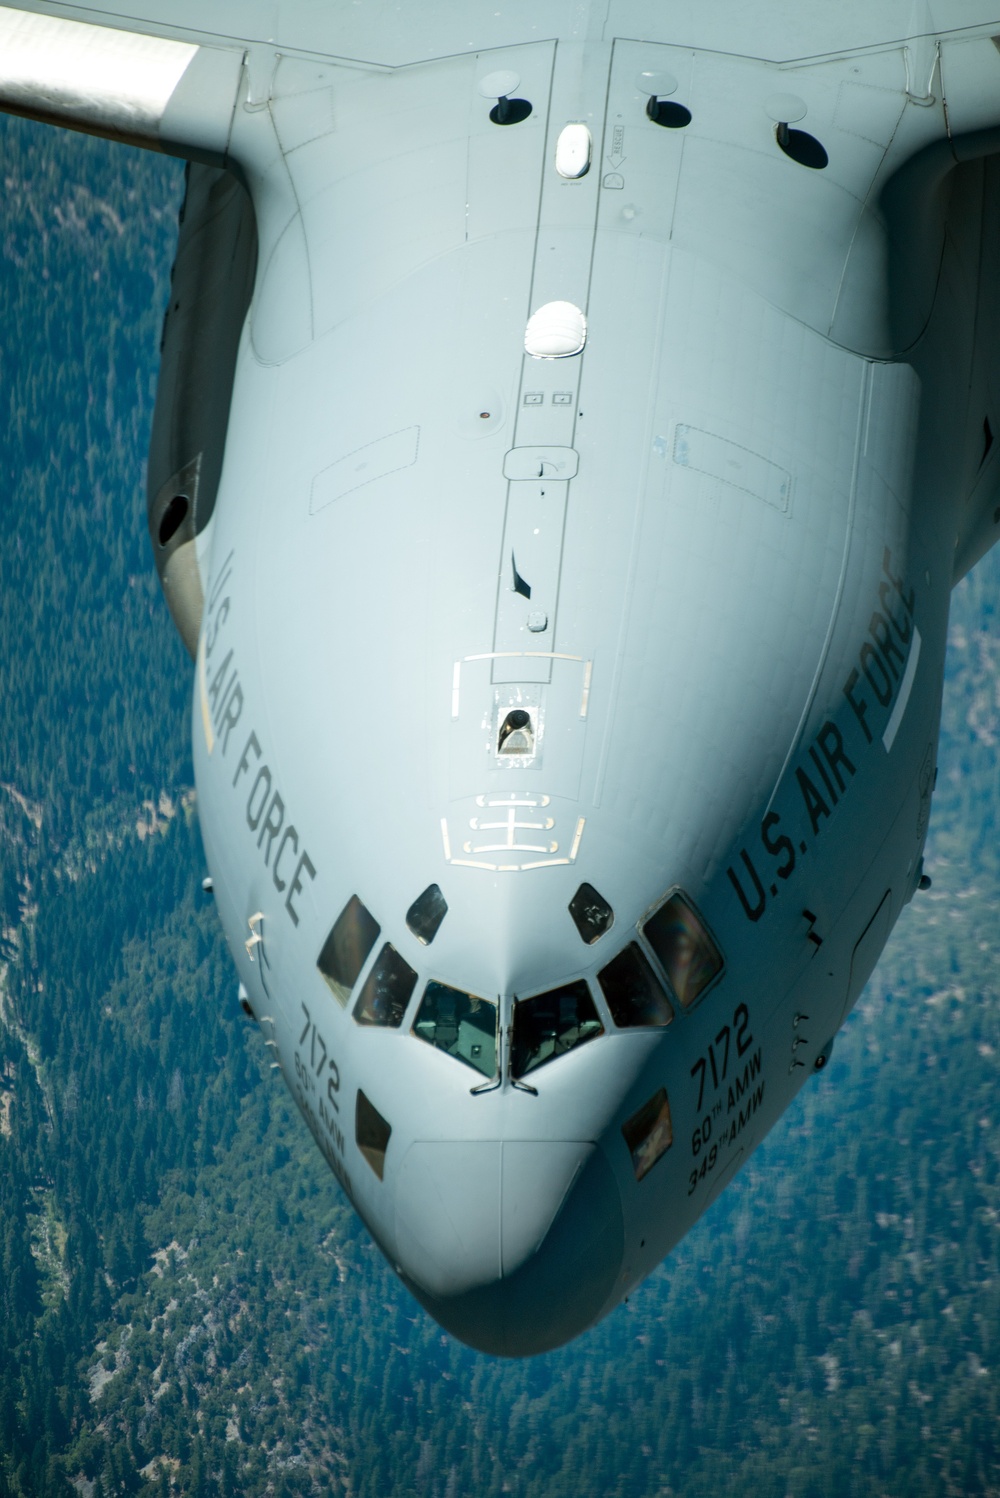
[356,1090,392,1180]
[569,882,614,944]
[622,1088,673,1181]
[498,708,534,756]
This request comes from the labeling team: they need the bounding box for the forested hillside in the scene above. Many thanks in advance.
[0,115,999,1498]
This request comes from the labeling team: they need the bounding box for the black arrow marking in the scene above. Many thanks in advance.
[802,909,823,951]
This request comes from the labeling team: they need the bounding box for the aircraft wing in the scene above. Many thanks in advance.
[1,1,1000,60]
[0,2,1000,167]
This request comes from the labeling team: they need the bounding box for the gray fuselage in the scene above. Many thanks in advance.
[154,31,1000,1354]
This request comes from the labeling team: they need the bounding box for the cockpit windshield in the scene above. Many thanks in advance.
[412,982,497,1078]
[511,980,603,1078]
[597,942,674,1027]
[353,944,417,1027]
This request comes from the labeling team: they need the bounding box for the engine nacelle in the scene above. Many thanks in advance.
[147,162,256,656]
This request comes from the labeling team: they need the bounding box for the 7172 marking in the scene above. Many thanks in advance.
[297,1002,341,1121]
[690,1002,753,1112]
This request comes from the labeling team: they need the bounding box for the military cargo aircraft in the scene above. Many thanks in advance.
[2,0,1000,1355]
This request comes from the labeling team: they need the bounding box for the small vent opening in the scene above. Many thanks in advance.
[775,124,828,169]
[490,96,532,125]
[646,97,691,129]
[158,494,189,547]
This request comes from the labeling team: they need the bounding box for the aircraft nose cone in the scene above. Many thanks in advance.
[393,1139,624,1355]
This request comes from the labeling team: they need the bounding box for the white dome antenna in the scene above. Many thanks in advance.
[524,301,587,359]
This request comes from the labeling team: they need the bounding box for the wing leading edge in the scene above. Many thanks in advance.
[3,0,1000,68]
[0,6,243,163]
[1,1,1000,167]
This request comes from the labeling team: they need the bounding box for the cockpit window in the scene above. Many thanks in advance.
[317,894,381,1007]
[597,943,674,1028]
[622,1088,673,1181]
[405,884,448,945]
[511,980,603,1078]
[412,982,497,1078]
[568,882,614,944]
[353,944,417,1028]
[642,891,723,1008]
